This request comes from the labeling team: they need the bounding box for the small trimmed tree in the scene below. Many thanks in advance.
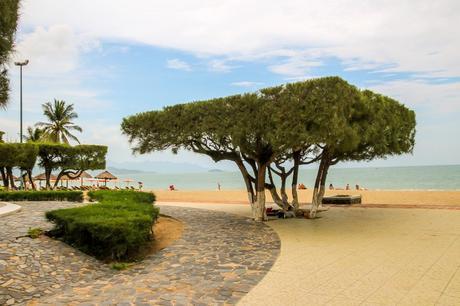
[37,143,107,189]
[0,143,39,189]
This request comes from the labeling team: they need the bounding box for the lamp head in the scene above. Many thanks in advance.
[14,60,29,66]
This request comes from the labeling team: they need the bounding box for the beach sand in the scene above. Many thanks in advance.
[153,189,460,206]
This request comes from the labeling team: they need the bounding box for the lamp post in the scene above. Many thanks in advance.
[14,59,29,189]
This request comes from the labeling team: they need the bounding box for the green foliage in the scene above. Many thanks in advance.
[36,99,83,144]
[46,190,159,260]
[88,189,155,203]
[0,190,84,202]
[25,127,45,143]
[0,143,39,170]
[37,143,107,188]
[38,143,107,171]
[27,227,44,239]
[121,76,416,219]
[111,262,131,270]
[0,0,20,109]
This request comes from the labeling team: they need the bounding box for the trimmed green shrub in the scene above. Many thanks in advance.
[88,190,155,204]
[46,190,159,260]
[0,190,83,202]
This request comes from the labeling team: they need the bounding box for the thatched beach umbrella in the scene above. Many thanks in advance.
[95,171,117,186]
[33,173,57,181]
[33,173,57,188]
[79,171,92,186]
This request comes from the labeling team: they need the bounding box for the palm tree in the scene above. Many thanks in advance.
[36,99,82,144]
[24,126,44,142]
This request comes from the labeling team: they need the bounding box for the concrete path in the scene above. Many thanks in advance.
[158,202,460,306]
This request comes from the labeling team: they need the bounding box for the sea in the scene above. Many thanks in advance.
[111,164,460,191]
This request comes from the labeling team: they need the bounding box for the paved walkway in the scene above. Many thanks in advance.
[0,202,279,305]
[159,202,460,306]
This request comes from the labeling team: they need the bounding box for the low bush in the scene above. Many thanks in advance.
[0,190,83,202]
[88,189,155,204]
[46,190,159,260]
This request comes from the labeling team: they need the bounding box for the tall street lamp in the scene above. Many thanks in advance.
[14,59,29,189]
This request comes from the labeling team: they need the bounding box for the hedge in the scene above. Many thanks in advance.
[46,190,159,260]
[88,189,155,203]
[0,190,83,202]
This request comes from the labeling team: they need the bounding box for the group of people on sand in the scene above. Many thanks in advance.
[297,183,365,190]
[329,183,366,190]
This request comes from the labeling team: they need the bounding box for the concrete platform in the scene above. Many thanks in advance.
[0,202,21,216]
[158,202,460,306]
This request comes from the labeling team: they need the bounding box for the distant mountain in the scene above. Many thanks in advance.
[107,167,146,175]
[208,169,224,172]
[108,160,212,173]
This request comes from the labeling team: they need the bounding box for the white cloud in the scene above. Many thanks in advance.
[12,24,99,77]
[166,59,191,71]
[367,79,460,114]
[269,57,322,77]
[230,81,263,87]
[18,0,460,78]
[207,59,233,73]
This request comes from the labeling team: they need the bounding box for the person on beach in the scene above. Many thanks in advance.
[346,184,350,190]
[217,182,221,190]
[329,183,334,190]
[355,184,360,190]
[138,181,143,191]
[169,184,176,191]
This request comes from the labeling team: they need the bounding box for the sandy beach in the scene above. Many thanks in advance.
[153,189,460,206]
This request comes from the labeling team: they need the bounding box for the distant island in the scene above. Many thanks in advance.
[208,169,224,172]
[107,167,147,175]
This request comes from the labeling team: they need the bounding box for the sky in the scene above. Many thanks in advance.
[1,0,459,171]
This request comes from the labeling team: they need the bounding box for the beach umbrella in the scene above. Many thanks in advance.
[33,173,57,188]
[33,173,57,181]
[95,171,117,186]
[123,178,134,187]
[79,171,92,186]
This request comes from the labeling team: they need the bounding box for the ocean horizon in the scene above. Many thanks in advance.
[108,164,460,191]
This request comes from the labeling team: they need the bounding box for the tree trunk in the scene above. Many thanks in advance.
[253,162,267,221]
[27,170,36,190]
[7,167,15,189]
[45,167,52,190]
[309,155,326,219]
[280,174,289,209]
[235,159,256,204]
[317,162,330,209]
[0,167,8,188]
[291,152,300,210]
[267,167,287,210]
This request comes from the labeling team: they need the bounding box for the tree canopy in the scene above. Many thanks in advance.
[0,142,107,190]
[0,0,20,109]
[36,99,83,144]
[122,76,416,221]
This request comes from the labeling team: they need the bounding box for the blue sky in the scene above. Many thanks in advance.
[1,0,459,170]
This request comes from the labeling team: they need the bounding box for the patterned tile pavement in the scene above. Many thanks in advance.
[0,202,280,305]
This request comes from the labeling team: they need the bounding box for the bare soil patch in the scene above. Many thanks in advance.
[151,215,184,252]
